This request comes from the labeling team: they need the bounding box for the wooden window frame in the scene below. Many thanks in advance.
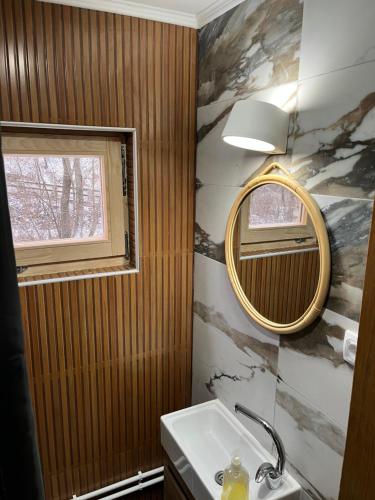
[1,122,139,285]
[239,191,317,257]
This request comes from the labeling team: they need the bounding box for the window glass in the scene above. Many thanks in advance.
[248,184,305,228]
[4,154,105,246]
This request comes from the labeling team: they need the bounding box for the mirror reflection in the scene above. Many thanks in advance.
[232,183,320,325]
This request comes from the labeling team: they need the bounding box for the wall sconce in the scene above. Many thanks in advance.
[221,99,289,154]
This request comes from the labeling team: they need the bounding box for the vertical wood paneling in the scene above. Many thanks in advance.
[236,251,320,324]
[233,215,320,323]
[0,1,197,499]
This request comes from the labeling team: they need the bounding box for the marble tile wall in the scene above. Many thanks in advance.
[192,1,375,498]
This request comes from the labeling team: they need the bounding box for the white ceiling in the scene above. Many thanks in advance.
[38,0,245,28]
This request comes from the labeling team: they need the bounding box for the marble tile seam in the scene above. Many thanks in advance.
[276,375,348,436]
[195,180,254,189]
[197,56,375,112]
[297,55,375,86]
[313,193,375,204]
[195,182,375,203]
[193,249,226,266]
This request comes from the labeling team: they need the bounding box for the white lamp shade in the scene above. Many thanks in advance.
[221,99,289,154]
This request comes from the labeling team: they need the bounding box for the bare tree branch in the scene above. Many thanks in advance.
[88,158,99,236]
[72,158,84,237]
[37,158,61,236]
[60,158,73,238]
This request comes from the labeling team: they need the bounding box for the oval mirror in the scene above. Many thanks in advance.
[225,164,331,334]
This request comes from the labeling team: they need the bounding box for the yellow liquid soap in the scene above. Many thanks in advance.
[221,456,249,500]
[221,482,249,500]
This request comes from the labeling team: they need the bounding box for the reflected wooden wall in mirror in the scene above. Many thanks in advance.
[225,164,331,334]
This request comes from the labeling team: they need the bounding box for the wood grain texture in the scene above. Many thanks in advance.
[339,204,375,500]
[233,216,320,324]
[236,251,320,324]
[0,1,197,499]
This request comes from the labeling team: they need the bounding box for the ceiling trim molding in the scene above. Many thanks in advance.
[197,0,245,28]
[37,0,198,27]
[37,0,244,28]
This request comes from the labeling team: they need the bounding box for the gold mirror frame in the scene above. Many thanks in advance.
[225,163,331,334]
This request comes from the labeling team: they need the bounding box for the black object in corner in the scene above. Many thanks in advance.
[0,141,45,499]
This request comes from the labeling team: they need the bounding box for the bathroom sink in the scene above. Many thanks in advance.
[161,400,301,500]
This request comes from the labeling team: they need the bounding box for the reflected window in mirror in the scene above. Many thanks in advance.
[239,184,318,259]
[247,184,305,228]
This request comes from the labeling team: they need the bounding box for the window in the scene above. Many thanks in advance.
[2,129,134,278]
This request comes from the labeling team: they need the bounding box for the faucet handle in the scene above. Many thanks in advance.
[255,462,282,490]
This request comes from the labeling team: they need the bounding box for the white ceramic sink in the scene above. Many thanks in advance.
[161,400,302,500]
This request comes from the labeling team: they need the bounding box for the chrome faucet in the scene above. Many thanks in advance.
[234,403,285,490]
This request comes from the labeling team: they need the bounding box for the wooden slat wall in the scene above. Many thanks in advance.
[233,212,320,323]
[236,251,320,323]
[0,1,197,499]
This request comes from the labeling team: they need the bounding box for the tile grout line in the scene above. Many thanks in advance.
[276,375,349,437]
[197,56,375,112]
[196,182,374,204]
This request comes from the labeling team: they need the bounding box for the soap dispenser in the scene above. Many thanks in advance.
[221,455,249,500]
